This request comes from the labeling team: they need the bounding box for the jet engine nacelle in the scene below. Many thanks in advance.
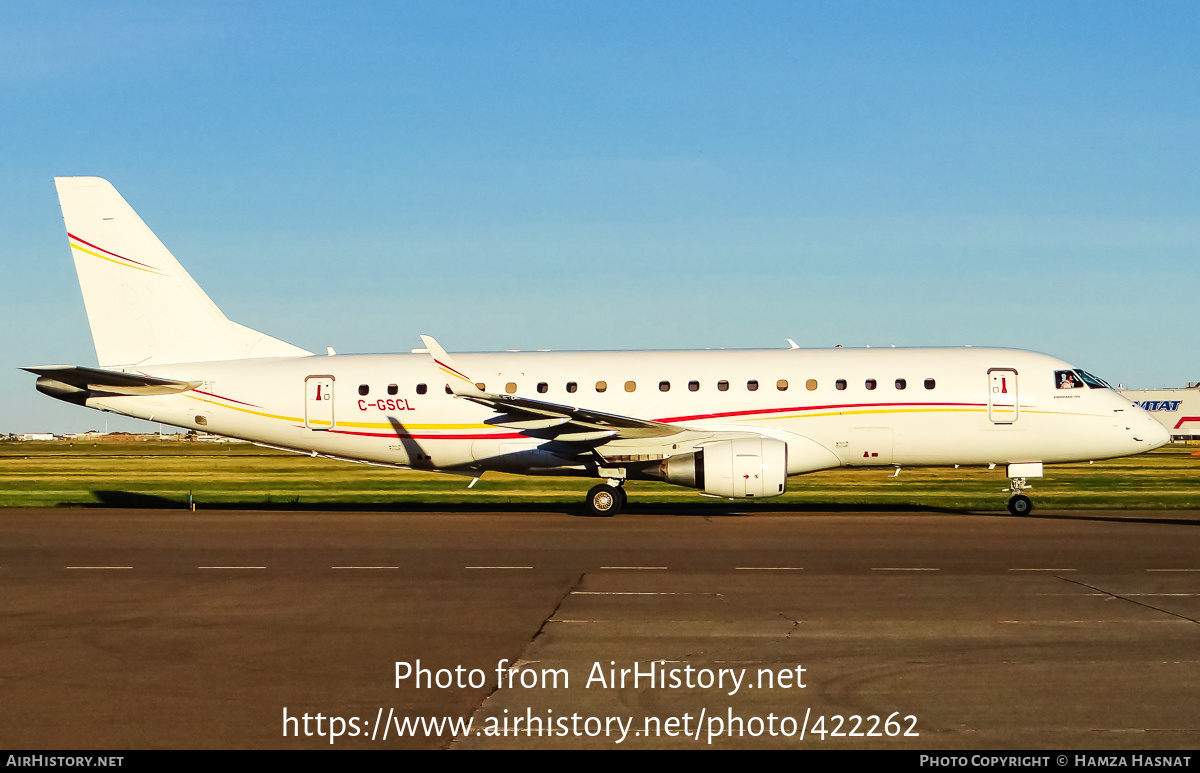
[661,436,788,498]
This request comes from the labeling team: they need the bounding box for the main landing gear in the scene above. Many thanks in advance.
[1006,476,1033,516]
[585,481,626,517]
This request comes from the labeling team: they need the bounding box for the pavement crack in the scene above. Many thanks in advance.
[531,572,587,640]
[779,613,801,637]
[449,573,585,748]
[1057,575,1200,625]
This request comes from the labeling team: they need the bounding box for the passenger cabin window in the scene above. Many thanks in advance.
[537,382,548,394]
[358,384,369,396]
[416,383,428,395]
[625,381,636,392]
[895,378,906,390]
[777,379,788,391]
[566,382,578,393]
[505,382,517,394]
[865,379,877,390]
[596,381,607,393]
[835,379,847,391]
[659,381,670,392]
[924,378,935,390]
[387,384,398,395]
[747,380,759,391]
[688,381,699,392]
[806,379,818,391]
[718,380,729,392]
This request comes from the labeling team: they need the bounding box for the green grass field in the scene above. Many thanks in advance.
[3,439,1198,511]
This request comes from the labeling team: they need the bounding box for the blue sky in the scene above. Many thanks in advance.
[3,1,1198,433]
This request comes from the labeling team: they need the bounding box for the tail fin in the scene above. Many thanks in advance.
[54,177,312,368]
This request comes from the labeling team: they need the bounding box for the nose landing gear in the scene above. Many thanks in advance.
[1000,463,1043,516]
[1006,476,1033,516]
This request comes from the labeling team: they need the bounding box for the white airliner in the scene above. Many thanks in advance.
[26,177,1169,515]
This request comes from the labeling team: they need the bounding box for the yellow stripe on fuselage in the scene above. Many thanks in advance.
[187,393,1095,432]
[186,394,489,430]
[186,394,302,423]
[749,407,981,422]
[747,407,1088,422]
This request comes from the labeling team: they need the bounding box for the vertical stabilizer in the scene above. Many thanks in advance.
[54,177,312,367]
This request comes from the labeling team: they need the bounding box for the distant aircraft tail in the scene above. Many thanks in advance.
[53,177,312,368]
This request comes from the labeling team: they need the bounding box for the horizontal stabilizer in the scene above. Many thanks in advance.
[22,365,201,396]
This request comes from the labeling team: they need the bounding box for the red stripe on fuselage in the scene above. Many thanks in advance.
[655,400,984,424]
[191,389,261,408]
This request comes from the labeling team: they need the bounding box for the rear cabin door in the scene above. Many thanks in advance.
[305,375,334,430]
[987,368,1018,424]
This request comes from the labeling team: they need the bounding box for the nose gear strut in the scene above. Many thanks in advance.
[1006,476,1033,515]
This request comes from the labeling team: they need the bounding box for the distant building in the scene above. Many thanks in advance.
[194,433,239,442]
[1121,383,1200,442]
[27,431,191,443]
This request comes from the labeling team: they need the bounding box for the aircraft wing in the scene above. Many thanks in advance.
[419,335,685,441]
[22,365,201,396]
[464,390,684,440]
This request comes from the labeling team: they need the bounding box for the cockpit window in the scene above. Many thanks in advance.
[1055,370,1081,389]
[1056,369,1111,390]
[1075,369,1112,390]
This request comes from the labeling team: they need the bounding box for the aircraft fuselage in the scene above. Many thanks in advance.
[85,346,1162,477]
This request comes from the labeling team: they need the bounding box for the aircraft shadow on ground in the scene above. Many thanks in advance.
[89,490,185,508]
[82,490,1200,524]
[989,510,1200,527]
[82,490,991,518]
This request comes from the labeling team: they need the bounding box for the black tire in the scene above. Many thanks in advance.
[1007,495,1033,516]
[585,484,623,517]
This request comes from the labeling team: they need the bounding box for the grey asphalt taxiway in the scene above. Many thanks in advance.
[1,507,1197,749]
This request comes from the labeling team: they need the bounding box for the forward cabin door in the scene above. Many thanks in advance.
[987,368,1018,424]
[305,375,335,430]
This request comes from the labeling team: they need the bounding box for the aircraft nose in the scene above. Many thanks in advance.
[1144,415,1171,449]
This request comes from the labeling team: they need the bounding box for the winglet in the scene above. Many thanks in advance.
[419,335,482,395]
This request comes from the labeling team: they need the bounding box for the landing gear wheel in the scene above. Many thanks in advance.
[586,484,623,517]
[1007,494,1033,516]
